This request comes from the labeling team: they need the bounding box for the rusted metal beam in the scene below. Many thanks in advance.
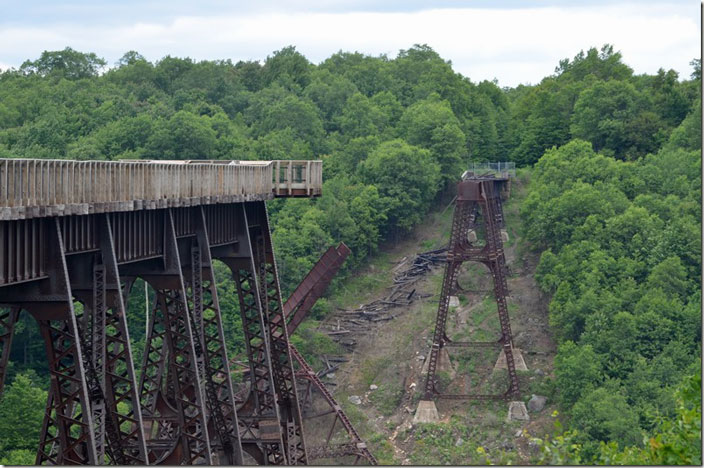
[189,206,244,465]
[0,307,19,397]
[34,218,98,465]
[423,178,519,401]
[284,243,350,336]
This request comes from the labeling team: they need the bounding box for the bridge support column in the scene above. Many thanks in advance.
[227,203,287,465]
[0,307,19,396]
[34,219,98,465]
[184,206,244,465]
[421,179,520,405]
[246,201,307,465]
[35,215,150,465]
[136,210,213,465]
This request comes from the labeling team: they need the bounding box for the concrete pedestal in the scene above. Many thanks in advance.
[421,347,456,380]
[494,347,528,371]
[507,401,529,422]
[413,400,440,424]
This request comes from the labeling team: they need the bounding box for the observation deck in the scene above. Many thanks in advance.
[0,159,322,220]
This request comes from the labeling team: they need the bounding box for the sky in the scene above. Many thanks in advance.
[0,0,700,87]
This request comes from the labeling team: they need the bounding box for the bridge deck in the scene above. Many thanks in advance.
[0,159,321,220]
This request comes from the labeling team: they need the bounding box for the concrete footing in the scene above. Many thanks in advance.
[421,347,456,379]
[507,401,529,422]
[413,400,440,424]
[494,347,528,371]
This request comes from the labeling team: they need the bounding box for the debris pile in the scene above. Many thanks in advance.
[325,248,447,348]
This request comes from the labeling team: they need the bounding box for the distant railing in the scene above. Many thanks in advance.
[0,159,322,220]
[273,160,323,197]
[463,162,516,179]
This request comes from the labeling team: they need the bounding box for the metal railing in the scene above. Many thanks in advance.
[0,159,322,220]
[463,162,516,179]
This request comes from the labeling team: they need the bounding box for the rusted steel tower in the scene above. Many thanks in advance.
[0,159,372,465]
[421,174,519,406]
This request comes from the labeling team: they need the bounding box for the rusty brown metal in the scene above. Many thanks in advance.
[246,201,308,465]
[290,345,377,465]
[280,242,375,465]
[284,243,350,335]
[0,307,19,396]
[423,177,519,401]
[0,158,324,465]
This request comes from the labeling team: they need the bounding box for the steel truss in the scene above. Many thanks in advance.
[0,200,374,466]
[225,202,307,465]
[423,178,519,401]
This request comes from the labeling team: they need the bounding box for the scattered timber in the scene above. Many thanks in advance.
[325,247,447,348]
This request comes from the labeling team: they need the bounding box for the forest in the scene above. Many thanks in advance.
[0,44,700,465]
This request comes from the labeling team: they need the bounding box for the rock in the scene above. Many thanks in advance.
[514,429,523,438]
[448,296,460,307]
[348,395,362,405]
[528,394,547,412]
[409,382,416,389]
[369,384,378,391]
[326,373,335,379]
[455,437,464,447]
[417,355,425,361]
[535,368,545,377]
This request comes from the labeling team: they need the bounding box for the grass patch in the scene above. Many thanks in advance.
[367,432,396,465]
[369,383,404,416]
[359,356,394,387]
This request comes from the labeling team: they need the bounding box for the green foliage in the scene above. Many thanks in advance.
[0,373,47,457]
[0,449,36,465]
[554,341,602,407]
[533,371,702,465]
[20,47,106,79]
[361,139,440,235]
[509,44,697,164]
[525,90,701,454]
[0,44,699,461]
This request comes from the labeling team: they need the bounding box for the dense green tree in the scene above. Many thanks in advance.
[20,47,106,79]
[398,95,465,185]
[261,46,312,91]
[571,80,662,158]
[0,373,47,456]
[360,139,440,235]
[571,387,643,450]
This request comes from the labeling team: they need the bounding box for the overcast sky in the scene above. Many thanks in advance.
[0,1,700,87]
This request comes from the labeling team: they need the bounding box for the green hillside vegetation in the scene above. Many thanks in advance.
[0,44,700,464]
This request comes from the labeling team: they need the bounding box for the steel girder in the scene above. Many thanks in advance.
[136,210,213,465]
[34,218,99,465]
[186,207,244,465]
[0,307,19,396]
[0,201,329,466]
[247,201,307,465]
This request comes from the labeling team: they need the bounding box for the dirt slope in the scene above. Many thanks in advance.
[318,174,558,465]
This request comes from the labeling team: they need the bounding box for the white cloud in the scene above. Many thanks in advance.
[0,3,699,86]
